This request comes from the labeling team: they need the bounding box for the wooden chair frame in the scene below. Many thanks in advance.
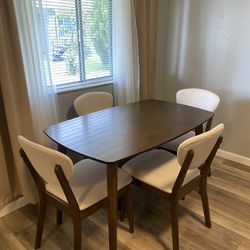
[19,149,134,250]
[131,136,223,250]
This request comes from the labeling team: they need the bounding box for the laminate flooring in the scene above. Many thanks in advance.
[0,157,249,249]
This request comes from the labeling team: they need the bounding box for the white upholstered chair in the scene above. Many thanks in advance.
[18,135,133,250]
[74,91,113,116]
[122,124,224,250]
[161,88,220,154]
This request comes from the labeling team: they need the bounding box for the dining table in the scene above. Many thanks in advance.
[44,99,214,250]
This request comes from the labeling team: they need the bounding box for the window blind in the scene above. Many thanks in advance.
[41,0,112,86]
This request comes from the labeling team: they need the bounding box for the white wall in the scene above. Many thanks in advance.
[155,0,250,158]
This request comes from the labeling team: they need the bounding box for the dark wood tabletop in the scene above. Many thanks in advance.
[44,99,213,164]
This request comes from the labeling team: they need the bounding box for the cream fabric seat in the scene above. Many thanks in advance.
[46,159,132,210]
[74,91,113,116]
[122,149,200,193]
[161,88,220,153]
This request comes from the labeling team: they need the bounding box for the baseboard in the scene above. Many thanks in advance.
[217,149,250,166]
[0,197,28,218]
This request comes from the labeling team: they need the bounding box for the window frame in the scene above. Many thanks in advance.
[56,76,113,93]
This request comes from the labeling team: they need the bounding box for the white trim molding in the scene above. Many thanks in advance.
[217,149,250,166]
[0,197,28,218]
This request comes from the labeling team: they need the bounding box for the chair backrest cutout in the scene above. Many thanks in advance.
[177,124,224,170]
[176,88,220,112]
[74,91,113,116]
[18,135,73,184]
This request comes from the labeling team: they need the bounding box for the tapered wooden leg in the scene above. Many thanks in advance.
[35,201,47,249]
[195,124,203,135]
[208,166,212,177]
[170,200,179,250]
[200,180,211,228]
[119,196,126,222]
[73,218,81,250]
[126,186,134,233]
[107,163,118,250]
[56,209,63,225]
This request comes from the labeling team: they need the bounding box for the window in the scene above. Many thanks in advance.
[41,0,112,86]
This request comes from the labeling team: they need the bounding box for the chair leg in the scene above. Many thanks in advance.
[208,166,212,177]
[35,201,47,249]
[126,187,134,233]
[170,200,179,250]
[56,209,63,225]
[200,180,211,228]
[73,217,82,250]
[119,196,126,222]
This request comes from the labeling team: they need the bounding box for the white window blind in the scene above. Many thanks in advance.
[41,0,112,86]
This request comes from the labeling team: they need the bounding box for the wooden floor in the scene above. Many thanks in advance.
[0,157,250,249]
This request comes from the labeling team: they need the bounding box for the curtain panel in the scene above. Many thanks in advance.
[0,87,21,208]
[0,0,37,207]
[133,0,158,100]
[112,0,140,105]
[14,0,59,145]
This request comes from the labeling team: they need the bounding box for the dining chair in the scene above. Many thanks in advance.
[122,124,224,250]
[69,91,113,161]
[74,91,113,116]
[18,135,134,250]
[161,88,220,153]
[160,88,220,176]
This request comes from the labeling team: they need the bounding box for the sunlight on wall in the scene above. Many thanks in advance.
[155,0,250,157]
[168,0,190,79]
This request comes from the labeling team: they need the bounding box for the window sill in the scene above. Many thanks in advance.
[56,80,113,95]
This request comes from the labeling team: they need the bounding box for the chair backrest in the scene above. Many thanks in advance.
[177,124,224,170]
[176,88,220,112]
[74,91,113,116]
[18,136,73,184]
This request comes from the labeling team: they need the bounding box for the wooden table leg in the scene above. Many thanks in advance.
[195,124,203,135]
[107,163,118,250]
[205,117,213,132]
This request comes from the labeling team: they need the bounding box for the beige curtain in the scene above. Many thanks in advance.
[133,0,158,99]
[0,88,20,207]
[0,0,37,208]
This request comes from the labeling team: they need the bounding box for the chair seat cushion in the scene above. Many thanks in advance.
[160,131,195,152]
[122,150,200,193]
[46,159,132,210]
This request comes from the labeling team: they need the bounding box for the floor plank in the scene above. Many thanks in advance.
[237,238,250,250]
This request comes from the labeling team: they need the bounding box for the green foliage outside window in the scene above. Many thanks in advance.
[90,0,110,70]
[54,0,110,76]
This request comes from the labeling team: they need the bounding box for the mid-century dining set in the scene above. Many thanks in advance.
[18,88,224,250]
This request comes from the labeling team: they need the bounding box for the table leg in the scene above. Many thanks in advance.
[205,117,213,131]
[107,163,118,250]
[195,124,203,135]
